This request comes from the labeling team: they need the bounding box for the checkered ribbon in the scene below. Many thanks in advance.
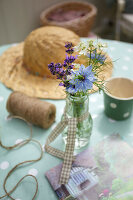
[45,110,89,184]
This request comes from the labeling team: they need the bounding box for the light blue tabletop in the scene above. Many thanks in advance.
[0,39,133,200]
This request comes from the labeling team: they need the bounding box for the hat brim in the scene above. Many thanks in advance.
[0,42,113,99]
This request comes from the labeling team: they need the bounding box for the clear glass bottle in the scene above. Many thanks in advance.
[62,94,93,149]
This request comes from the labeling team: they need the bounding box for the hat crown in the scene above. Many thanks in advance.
[23,26,80,78]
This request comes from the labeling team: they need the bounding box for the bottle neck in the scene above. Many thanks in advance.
[65,94,89,118]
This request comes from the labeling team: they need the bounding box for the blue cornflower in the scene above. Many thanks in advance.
[69,64,96,93]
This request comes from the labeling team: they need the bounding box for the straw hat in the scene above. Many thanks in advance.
[0,26,113,99]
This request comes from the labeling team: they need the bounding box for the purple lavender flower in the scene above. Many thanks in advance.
[59,80,70,88]
[66,70,72,76]
[48,62,66,79]
[67,65,73,70]
[66,48,74,54]
[56,72,65,79]
[64,64,74,76]
[65,42,74,54]
[59,82,64,86]
[55,63,62,68]
[54,63,63,73]
[48,62,56,75]
[65,42,73,49]
[63,61,68,67]
[48,62,54,70]
[48,42,78,90]
[65,55,77,64]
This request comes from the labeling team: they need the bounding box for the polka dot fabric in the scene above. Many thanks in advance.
[0,39,133,199]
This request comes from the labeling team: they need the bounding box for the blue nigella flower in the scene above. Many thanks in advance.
[67,64,96,93]
[87,51,106,64]
[66,84,78,94]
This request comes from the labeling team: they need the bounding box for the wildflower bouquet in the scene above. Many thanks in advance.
[48,40,109,148]
[48,40,108,97]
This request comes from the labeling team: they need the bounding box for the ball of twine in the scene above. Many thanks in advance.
[6,92,56,129]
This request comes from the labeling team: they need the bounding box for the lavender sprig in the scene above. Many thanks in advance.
[48,42,77,83]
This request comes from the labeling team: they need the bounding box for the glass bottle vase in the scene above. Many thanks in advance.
[62,94,93,149]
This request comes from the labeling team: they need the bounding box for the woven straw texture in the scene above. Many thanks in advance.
[40,1,97,37]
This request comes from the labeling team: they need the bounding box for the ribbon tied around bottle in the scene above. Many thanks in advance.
[45,110,89,184]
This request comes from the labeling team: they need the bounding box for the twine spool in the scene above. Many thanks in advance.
[6,92,56,129]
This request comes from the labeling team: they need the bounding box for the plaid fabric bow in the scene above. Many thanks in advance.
[45,110,89,184]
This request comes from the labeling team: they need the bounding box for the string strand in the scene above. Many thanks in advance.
[0,115,44,200]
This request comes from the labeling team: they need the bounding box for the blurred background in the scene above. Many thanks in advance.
[0,0,133,45]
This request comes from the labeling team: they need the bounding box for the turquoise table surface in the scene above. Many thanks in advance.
[0,39,133,200]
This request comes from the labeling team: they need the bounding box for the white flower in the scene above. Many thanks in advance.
[74,44,81,52]
[74,42,88,55]
[88,40,94,47]
[97,42,108,49]
[72,63,80,70]
[79,49,87,55]
[67,73,75,81]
